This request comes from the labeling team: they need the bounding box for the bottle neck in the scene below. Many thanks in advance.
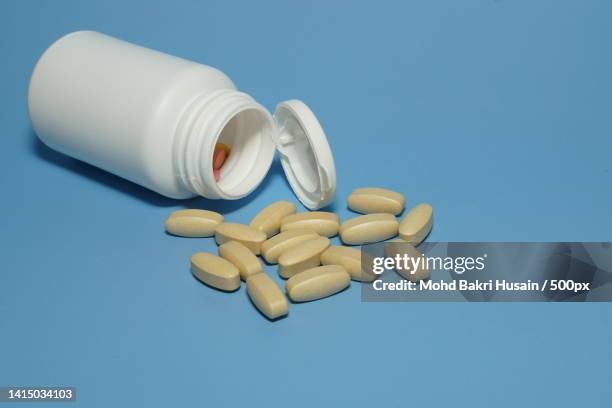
[173,89,276,199]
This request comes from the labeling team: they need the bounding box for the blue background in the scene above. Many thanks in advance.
[1,1,611,406]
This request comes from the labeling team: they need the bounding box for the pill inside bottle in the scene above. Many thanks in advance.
[213,143,231,182]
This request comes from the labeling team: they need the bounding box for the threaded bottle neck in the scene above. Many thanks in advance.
[173,89,276,199]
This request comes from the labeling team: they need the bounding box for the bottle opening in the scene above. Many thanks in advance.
[212,107,275,198]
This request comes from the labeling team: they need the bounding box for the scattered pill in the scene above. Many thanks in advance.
[384,241,430,282]
[260,229,320,264]
[246,273,289,319]
[321,246,377,282]
[215,223,267,255]
[280,212,339,237]
[347,187,405,215]
[218,240,263,281]
[164,209,223,237]
[278,236,331,279]
[169,190,431,319]
[190,252,240,291]
[249,200,296,238]
[398,203,433,246]
[339,213,399,245]
[285,265,351,302]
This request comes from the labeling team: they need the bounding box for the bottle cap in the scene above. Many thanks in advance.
[272,100,336,210]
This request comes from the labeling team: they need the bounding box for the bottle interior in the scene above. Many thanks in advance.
[213,108,275,198]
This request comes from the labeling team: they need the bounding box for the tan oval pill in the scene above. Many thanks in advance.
[278,236,331,278]
[384,241,430,282]
[280,212,339,237]
[190,252,240,291]
[285,265,350,302]
[339,213,399,245]
[214,223,267,255]
[260,230,320,264]
[347,187,405,215]
[321,246,376,282]
[249,200,296,238]
[399,203,433,245]
[164,209,223,237]
[246,273,288,319]
[218,241,263,281]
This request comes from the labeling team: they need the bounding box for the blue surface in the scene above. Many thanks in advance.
[1,1,611,406]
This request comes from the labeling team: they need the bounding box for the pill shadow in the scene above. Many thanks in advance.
[287,284,351,304]
[163,231,217,239]
[29,129,285,213]
[244,290,289,322]
[342,205,405,218]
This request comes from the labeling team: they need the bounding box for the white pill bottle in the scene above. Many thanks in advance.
[28,31,336,209]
